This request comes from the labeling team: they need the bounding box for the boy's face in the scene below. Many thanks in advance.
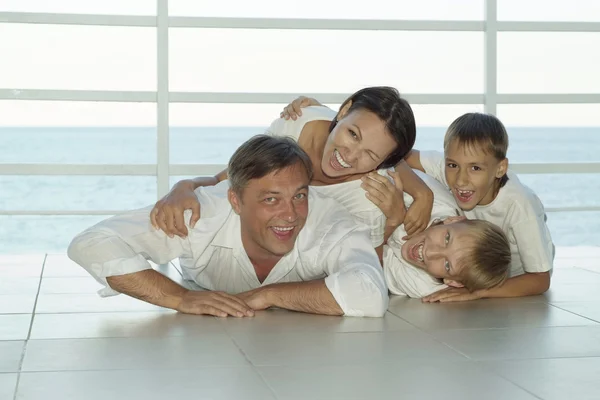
[401,219,473,284]
[444,139,508,211]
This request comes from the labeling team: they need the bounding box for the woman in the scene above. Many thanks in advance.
[151,86,433,254]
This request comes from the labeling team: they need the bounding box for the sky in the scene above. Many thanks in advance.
[0,0,599,126]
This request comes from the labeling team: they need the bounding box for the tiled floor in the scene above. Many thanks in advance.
[1,249,600,400]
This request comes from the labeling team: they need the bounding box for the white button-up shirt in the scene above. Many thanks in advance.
[68,182,388,317]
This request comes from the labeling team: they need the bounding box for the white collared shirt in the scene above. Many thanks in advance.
[68,182,388,317]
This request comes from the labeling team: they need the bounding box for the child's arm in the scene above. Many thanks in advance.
[394,160,433,237]
[404,150,426,172]
[422,272,550,303]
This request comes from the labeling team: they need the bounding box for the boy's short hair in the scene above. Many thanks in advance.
[443,112,510,186]
[455,219,511,291]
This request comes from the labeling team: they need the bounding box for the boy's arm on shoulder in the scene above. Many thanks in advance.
[404,150,425,172]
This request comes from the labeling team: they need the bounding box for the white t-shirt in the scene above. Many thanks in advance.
[419,150,554,277]
[68,182,388,318]
[266,106,387,247]
[383,172,462,297]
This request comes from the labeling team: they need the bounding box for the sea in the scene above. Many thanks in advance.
[1,126,600,253]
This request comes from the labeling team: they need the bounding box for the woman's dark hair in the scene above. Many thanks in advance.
[329,86,416,169]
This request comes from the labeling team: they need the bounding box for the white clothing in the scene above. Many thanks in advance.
[419,150,554,277]
[266,106,387,247]
[68,181,389,318]
[383,171,462,298]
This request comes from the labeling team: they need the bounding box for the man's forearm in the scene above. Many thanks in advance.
[479,272,551,298]
[395,160,433,200]
[262,280,343,316]
[107,269,188,310]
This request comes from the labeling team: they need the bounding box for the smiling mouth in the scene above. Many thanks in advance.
[455,189,475,203]
[270,226,295,241]
[330,149,351,170]
[410,241,425,263]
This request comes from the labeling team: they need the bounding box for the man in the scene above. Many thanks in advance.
[68,135,388,317]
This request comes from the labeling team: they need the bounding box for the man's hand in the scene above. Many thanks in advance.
[280,96,322,120]
[150,180,201,238]
[402,192,433,240]
[422,287,483,303]
[176,290,255,317]
[236,287,272,311]
[361,170,406,229]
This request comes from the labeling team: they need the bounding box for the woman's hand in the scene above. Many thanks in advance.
[280,96,322,120]
[361,170,406,230]
[150,180,201,238]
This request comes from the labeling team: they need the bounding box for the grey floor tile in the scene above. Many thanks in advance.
[551,302,600,323]
[43,254,96,277]
[433,326,600,360]
[0,341,25,372]
[0,373,18,400]
[543,284,600,302]
[233,330,465,367]
[0,315,32,340]
[0,261,42,278]
[0,295,36,314]
[555,247,600,259]
[39,277,103,294]
[553,258,600,272]
[485,357,600,400]
[16,369,275,400]
[35,293,166,313]
[0,255,45,267]
[0,278,39,296]
[221,309,415,336]
[550,267,600,283]
[388,296,598,331]
[30,311,227,339]
[22,336,248,371]
[258,360,537,400]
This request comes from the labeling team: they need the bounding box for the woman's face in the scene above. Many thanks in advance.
[321,108,397,178]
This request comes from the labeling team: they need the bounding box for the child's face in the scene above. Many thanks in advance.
[401,220,472,281]
[444,139,507,211]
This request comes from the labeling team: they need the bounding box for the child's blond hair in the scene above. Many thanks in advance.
[454,219,511,291]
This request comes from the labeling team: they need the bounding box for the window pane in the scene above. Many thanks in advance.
[1,0,155,15]
[170,29,483,93]
[0,176,156,211]
[0,101,156,164]
[169,0,484,20]
[547,212,600,247]
[497,105,600,163]
[519,174,600,209]
[498,0,600,22]
[0,24,156,91]
[0,216,107,254]
[498,33,600,94]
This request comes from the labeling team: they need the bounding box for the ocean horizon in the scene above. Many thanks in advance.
[1,125,599,253]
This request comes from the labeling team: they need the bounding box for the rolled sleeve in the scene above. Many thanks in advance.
[322,230,389,317]
[68,206,192,296]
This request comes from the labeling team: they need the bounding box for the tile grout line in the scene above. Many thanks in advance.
[13,253,47,400]
[473,360,544,400]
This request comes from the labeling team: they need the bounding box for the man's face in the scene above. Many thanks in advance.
[229,163,310,260]
[401,219,474,281]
